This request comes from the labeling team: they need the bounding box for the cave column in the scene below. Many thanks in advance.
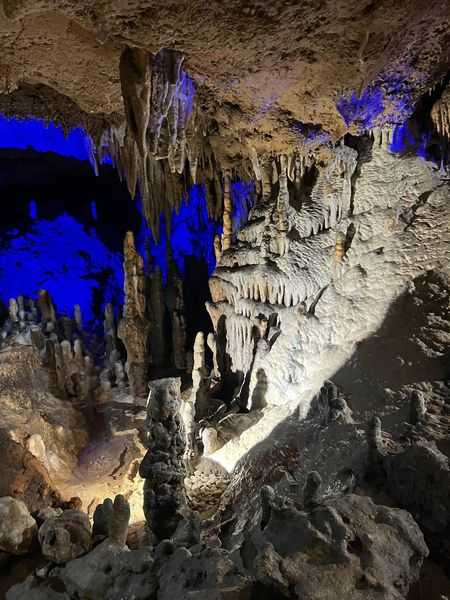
[117,231,150,399]
[139,377,186,541]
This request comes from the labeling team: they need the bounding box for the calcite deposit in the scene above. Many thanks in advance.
[0,2,450,599]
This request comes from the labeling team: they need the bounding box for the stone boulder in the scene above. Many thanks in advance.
[0,496,37,555]
[0,432,61,513]
[250,492,428,600]
[58,539,156,600]
[38,510,91,563]
[384,441,450,566]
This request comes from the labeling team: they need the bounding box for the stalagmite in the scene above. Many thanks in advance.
[191,331,210,417]
[410,390,427,425]
[139,377,186,541]
[303,471,322,507]
[38,289,56,323]
[214,234,223,264]
[74,304,82,330]
[118,231,150,398]
[221,171,233,251]
[148,267,166,368]
[207,332,220,379]
[167,251,187,370]
[334,231,346,262]
[8,298,18,323]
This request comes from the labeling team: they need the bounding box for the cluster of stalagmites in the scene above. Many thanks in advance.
[117,231,188,399]
[0,492,131,564]
[0,290,124,410]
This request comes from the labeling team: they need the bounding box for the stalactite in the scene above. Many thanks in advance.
[117,231,150,399]
[221,170,233,251]
[274,155,290,256]
[431,83,450,139]
[139,377,186,541]
[119,46,152,158]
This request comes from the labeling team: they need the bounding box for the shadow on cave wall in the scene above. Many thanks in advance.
[332,269,450,418]
[229,269,450,497]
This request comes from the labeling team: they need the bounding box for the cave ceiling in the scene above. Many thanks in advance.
[0,0,449,162]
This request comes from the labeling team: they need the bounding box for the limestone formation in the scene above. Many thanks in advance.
[166,251,187,370]
[303,471,322,508]
[0,497,37,555]
[37,289,56,323]
[38,509,91,563]
[118,231,150,398]
[367,415,383,471]
[431,82,450,139]
[93,494,131,547]
[139,377,186,540]
[148,267,167,368]
[410,389,427,425]
[221,171,233,251]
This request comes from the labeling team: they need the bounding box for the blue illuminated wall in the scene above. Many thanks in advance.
[0,214,123,324]
[0,114,255,330]
[336,75,416,130]
[0,115,96,162]
[138,184,222,282]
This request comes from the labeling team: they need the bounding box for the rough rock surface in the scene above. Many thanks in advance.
[0,1,449,160]
[0,343,87,508]
[6,489,428,600]
[38,509,91,563]
[0,432,61,513]
[0,497,37,555]
[250,492,428,599]
[385,441,450,568]
[139,377,187,541]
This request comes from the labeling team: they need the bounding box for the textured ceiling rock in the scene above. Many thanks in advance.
[0,1,449,157]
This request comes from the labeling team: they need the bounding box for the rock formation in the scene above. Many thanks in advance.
[139,377,187,540]
[0,497,37,555]
[1,4,450,599]
[118,231,150,399]
[38,509,91,563]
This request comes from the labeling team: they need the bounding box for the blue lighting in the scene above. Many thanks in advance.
[390,121,430,159]
[337,88,385,129]
[137,180,254,282]
[90,201,98,222]
[138,184,223,281]
[290,121,332,147]
[0,214,123,325]
[336,74,418,131]
[179,71,196,121]
[0,115,95,162]
[29,199,38,220]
